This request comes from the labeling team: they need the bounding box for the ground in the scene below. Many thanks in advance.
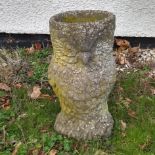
[0,46,155,155]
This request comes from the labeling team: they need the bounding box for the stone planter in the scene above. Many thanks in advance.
[48,10,116,140]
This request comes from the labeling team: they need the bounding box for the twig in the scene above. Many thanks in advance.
[12,141,22,155]
[2,125,6,146]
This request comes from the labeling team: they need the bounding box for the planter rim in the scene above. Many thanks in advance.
[49,10,115,26]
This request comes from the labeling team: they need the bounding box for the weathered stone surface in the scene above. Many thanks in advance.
[48,10,116,140]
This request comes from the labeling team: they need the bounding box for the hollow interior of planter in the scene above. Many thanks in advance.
[55,11,109,23]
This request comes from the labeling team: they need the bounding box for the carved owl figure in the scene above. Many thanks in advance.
[48,10,116,140]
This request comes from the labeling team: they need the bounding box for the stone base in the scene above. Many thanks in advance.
[54,111,114,140]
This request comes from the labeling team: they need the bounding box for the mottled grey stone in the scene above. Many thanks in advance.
[48,10,116,140]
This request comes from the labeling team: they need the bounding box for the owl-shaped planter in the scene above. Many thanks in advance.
[48,10,116,140]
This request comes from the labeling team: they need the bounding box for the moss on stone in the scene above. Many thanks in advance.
[49,10,116,140]
[63,15,104,23]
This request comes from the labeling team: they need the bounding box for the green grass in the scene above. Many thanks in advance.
[108,71,155,155]
[0,48,155,155]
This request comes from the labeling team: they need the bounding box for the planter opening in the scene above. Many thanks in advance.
[52,10,113,24]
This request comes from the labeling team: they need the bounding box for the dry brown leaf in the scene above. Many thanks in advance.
[116,54,128,65]
[139,136,152,151]
[25,42,41,54]
[40,127,48,133]
[128,109,137,118]
[128,46,140,54]
[0,97,5,102]
[38,150,45,155]
[39,125,51,134]
[119,56,127,65]
[12,142,22,155]
[0,96,11,110]
[38,94,52,100]
[18,113,28,119]
[49,149,58,155]
[0,83,11,91]
[30,86,41,99]
[27,70,34,77]
[32,149,39,155]
[28,147,45,155]
[25,46,35,54]
[14,83,22,89]
[34,42,42,51]
[123,102,129,109]
[125,98,132,103]
[115,39,130,51]
[139,143,147,151]
[1,98,10,110]
[120,120,127,131]
[119,46,127,52]
[117,86,124,93]
[94,150,108,155]
[123,98,132,109]
[151,88,155,95]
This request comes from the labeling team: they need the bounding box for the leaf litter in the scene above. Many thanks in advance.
[0,41,155,154]
[30,85,42,99]
[114,38,155,73]
[0,83,11,91]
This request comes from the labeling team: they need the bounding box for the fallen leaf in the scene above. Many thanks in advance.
[32,149,39,155]
[18,113,28,119]
[120,120,127,131]
[128,109,137,118]
[139,136,152,151]
[0,83,11,91]
[27,70,34,77]
[0,97,5,103]
[12,142,22,155]
[38,150,45,155]
[122,98,132,109]
[94,150,108,155]
[40,127,48,133]
[129,46,140,54]
[115,39,130,47]
[38,94,52,100]
[49,149,57,155]
[117,86,124,93]
[151,88,155,95]
[14,83,22,89]
[116,53,128,65]
[1,98,10,110]
[30,86,41,99]
[115,39,130,51]
[28,147,45,155]
[119,56,127,65]
[39,125,51,133]
[139,143,147,151]
[149,61,155,70]
[125,98,132,103]
[34,42,42,50]
[25,46,35,54]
